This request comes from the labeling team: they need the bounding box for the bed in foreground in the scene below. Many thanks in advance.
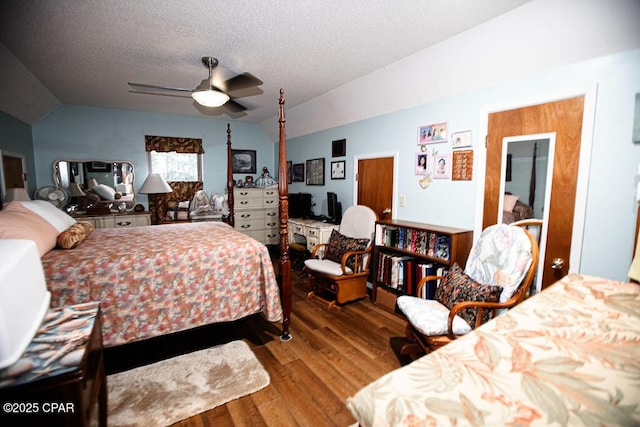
[41,222,282,347]
[347,274,640,426]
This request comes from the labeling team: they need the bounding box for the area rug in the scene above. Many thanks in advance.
[107,340,270,426]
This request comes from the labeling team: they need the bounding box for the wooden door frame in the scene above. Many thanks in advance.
[352,151,399,219]
[474,84,598,283]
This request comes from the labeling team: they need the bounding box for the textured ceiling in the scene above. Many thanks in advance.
[0,0,531,125]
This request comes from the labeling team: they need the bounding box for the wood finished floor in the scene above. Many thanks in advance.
[104,267,410,427]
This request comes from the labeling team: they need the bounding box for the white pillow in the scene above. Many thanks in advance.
[503,194,520,212]
[93,184,117,201]
[19,200,76,233]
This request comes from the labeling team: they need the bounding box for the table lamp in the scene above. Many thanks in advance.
[139,173,172,225]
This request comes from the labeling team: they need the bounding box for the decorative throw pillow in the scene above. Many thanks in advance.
[75,220,94,235]
[57,223,89,249]
[435,263,502,328]
[324,229,370,271]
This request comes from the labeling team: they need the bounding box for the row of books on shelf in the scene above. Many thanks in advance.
[375,224,451,260]
[375,251,448,298]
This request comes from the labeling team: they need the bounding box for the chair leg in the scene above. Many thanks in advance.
[400,323,427,360]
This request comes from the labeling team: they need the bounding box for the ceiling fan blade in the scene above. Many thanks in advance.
[129,90,193,99]
[219,73,263,93]
[128,82,193,93]
[225,99,248,113]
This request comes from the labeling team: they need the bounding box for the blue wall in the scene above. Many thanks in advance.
[285,49,640,281]
[0,110,36,196]
[31,105,276,205]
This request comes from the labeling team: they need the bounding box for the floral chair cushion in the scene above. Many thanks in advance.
[324,229,369,271]
[396,296,472,335]
[435,263,502,327]
[464,224,533,303]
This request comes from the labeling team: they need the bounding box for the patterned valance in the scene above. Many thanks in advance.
[145,135,204,154]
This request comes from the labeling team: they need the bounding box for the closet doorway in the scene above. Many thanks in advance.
[483,96,585,290]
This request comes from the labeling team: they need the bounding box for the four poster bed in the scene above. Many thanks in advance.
[11,90,293,347]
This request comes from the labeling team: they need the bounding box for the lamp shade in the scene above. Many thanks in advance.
[5,187,31,202]
[139,173,172,194]
[191,79,229,107]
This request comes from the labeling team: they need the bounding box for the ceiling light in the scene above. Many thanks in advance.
[191,79,229,107]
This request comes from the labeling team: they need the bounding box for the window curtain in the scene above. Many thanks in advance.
[144,135,204,154]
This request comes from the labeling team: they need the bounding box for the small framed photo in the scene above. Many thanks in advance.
[433,152,451,179]
[306,158,325,186]
[415,153,429,175]
[451,130,472,149]
[332,138,346,157]
[292,163,305,182]
[287,160,292,184]
[231,149,257,174]
[331,160,346,179]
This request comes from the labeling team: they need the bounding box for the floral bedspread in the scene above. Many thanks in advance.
[41,222,282,347]
[347,274,640,426]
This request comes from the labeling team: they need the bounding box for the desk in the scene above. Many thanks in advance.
[0,302,106,427]
[289,218,339,253]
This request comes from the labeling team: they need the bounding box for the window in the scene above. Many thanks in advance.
[149,151,202,181]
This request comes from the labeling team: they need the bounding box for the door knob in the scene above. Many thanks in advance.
[551,258,565,270]
[382,208,391,214]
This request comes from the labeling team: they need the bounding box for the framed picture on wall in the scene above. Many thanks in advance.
[332,139,346,157]
[87,161,112,172]
[331,160,345,179]
[451,130,472,148]
[231,149,257,174]
[306,158,325,186]
[292,163,305,182]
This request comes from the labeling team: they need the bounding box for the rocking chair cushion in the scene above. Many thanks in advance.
[324,229,370,270]
[435,263,502,328]
[397,296,472,336]
[304,258,353,276]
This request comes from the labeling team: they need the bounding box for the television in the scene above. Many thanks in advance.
[327,192,342,224]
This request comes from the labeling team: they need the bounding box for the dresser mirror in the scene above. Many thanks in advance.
[53,160,136,212]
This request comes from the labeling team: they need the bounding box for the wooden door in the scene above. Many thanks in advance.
[357,157,394,220]
[483,96,584,289]
[2,154,26,189]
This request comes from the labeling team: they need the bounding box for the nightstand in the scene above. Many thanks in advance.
[0,302,107,427]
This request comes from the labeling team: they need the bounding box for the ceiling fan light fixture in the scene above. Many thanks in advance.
[191,82,230,107]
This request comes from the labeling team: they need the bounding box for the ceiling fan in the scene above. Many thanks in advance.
[128,57,263,112]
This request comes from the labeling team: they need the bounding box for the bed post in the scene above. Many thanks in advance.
[278,89,292,342]
[226,123,234,227]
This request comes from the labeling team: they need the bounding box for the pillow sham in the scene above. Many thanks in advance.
[19,200,76,232]
[435,263,502,328]
[324,229,370,271]
[0,202,59,256]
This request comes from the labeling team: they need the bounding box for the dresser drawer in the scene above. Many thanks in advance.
[263,189,278,198]
[235,218,264,232]
[263,197,278,208]
[236,210,265,221]
[236,198,263,209]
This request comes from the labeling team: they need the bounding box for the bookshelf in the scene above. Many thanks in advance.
[372,219,473,313]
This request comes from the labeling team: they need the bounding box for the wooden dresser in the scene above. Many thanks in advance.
[72,211,151,229]
[233,187,279,245]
